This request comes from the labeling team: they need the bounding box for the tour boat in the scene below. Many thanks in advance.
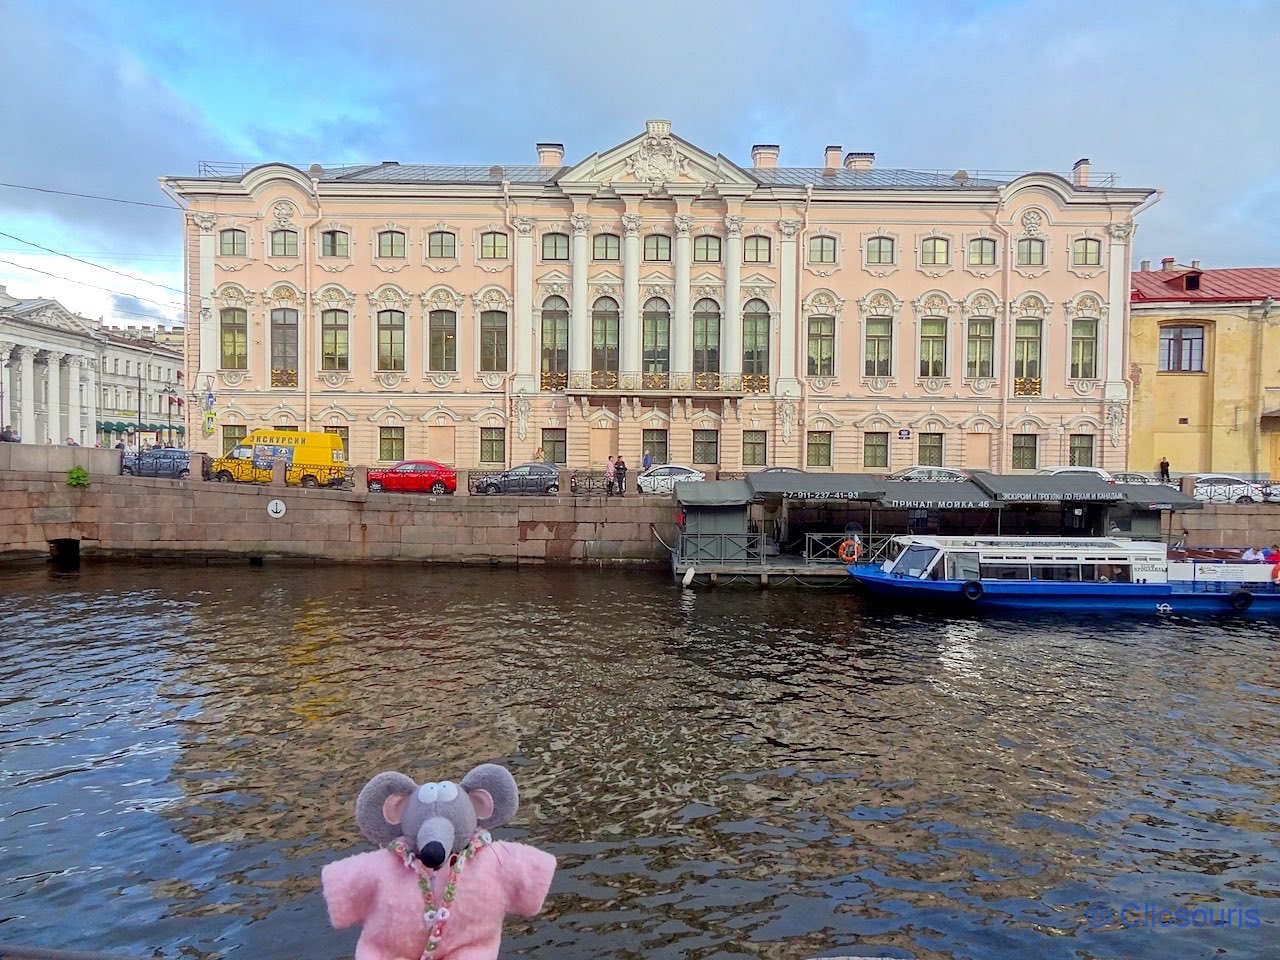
[848,535,1280,615]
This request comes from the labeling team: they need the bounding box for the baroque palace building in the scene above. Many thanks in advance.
[163,120,1154,472]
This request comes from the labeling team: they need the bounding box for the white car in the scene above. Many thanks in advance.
[1190,474,1275,504]
[1112,471,1176,487]
[1037,466,1115,483]
[888,466,969,482]
[637,464,705,495]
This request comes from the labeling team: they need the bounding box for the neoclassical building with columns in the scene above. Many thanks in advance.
[163,120,1154,473]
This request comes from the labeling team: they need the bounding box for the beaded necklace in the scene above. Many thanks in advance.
[387,830,491,959]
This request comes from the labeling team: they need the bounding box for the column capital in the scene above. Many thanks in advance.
[724,215,744,238]
[622,214,642,238]
[187,211,217,234]
[41,348,64,364]
[15,345,37,362]
[778,218,802,239]
[674,214,693,238]
[513,217,536,237]
[1107,221,1134,241]
[569,213,591,237]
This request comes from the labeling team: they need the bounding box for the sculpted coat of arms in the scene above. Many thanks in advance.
[624,135,689,190]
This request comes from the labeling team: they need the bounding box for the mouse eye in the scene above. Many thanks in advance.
[417,782,440,804]
[437,781,459,802]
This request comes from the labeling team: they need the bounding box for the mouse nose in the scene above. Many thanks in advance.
[419,841,446,869]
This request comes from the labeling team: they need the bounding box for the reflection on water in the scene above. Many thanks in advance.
[0,564,1277,960]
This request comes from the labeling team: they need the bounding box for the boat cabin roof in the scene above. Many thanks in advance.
[893,535,1168,560]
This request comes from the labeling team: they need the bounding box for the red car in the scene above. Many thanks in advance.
[366,460,457,495]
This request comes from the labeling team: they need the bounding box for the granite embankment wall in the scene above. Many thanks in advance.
[0,444,676,565]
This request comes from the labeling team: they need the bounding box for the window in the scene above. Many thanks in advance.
[593,233,620,261]
[693,429,719,465]
[541,233,569,261]
[429,310,457,372]
[809,236,837,264]
[222,424,247,455]
[807,316,835,376]
[219,229,247,256]
[321,309,349,371]
[379,426,405,462]
[919,318,947,378]
[591,297,620,376]
[921,237,950,265]
[480,427,505,464]
[1159,325,1205,372]
[918,433,943,466]
[425,231,453,259]
[270,229,298,257]
[480,231,508,260]
[864,432,889,468]
[541,296,569,383]
[966,318,994,378]
[865,317,892,376]
[807,431,832,467]
[742,299,770,378]
[1069,434,1095,467]
[692,299,720,374]
[1071,318,1098,379]
[321,230,349,257]
[866,236,895,264]
[480,311,508,372]
[1012,434,1038,469]
[642,298,670,375]
[541,428,567,465]
[1072,238,1102,266]
[220,308,248,370]
[381,230,409,258]
[744,236,771,263]
[644,234,671,261]
[270,308,298,385]
[1014,319,1042,379]
[377,310,406,371]
[743,430,767,466]
[1016,238,1045,266]
[968,237,997,266]
[323,426,349,460]
[693,235,722,263]
[643,429,669,466]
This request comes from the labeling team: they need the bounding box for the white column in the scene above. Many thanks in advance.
[17,346,35,441]
[191,213,219,384]
[1104,221,1132,398]
[86,359,99,444]
[45,351,62,443]
[776,219,802,397]
[621,213,642,387]
[569,212,590,388]
[672,213,693,385]
[723,215,744,387]
[512,217,536,392]
[66,357,82,443]
[0,341,13,427]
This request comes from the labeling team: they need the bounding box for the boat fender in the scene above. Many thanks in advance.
[961,580,984,601]
[837,538,863,563]
[1229,588,1253,612]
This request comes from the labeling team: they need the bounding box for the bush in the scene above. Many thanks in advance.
[67,466,91,488]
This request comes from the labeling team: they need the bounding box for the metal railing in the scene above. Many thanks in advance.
[677,533,766,564]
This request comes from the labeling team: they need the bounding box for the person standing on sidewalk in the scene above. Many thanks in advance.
[614,455,628,497]
[604,455,616,497]
[1159,456,1171,483]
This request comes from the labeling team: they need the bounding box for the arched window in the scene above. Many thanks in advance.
[270,308,298,386]
[864,316,892,376]
[642,297,670,386]
[480,231,508,259]
[377,309,406,371]
[1016,238,1045,266]
[321,309,349,371]
[379,230,407,258]
[591,297,620,386]
[693,298,721,374]
[921,237,950,266]
[866,236,895,265]
[426,231,453,259]
[1071,318,1098,379]
[644,234,671,261]
[694,236,722,262]
[270,229,298,257]
[542,233,569,261]
[541,296,569,389]
[968,237,997,266]
[219,229,247,257]
[593,234,620,261]
[742,299,770,391]
[966,317,994,378]
[807,316,835,376]
[429,310,457,372]
[480,311,508,372]
[1072,238,1102,266]
[321,230,349,257]
[219,308,247,369]
[1014,318,1042,392]
[919,317,947,377]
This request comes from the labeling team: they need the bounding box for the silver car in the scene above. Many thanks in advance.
[888,466,968,482]
[636,464,705,495]
[1191,474,1275,504]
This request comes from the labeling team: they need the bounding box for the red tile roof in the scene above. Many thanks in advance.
[1131,265,1280,303]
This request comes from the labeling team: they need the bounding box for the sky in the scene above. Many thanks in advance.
[2,0,1278,328]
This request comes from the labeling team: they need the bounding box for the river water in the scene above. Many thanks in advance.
[0,562,1277,960]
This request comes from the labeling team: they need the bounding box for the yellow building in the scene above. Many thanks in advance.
[1130,259,1280,479]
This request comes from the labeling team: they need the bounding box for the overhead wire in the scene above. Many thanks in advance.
[0,230,184,294]
[0,259,182,312]
[0,180,178,211]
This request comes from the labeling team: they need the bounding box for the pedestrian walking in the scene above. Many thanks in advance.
[642,448,653,471]
[1159,456,1171,483]
[614,455,628,497]
[604,455,616,497]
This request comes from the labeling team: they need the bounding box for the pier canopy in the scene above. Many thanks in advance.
[880,480,1001,510]
[1111,483,1202,511]
[745,471,886,501]
[675,479,753,507]
[968,471,1123,503]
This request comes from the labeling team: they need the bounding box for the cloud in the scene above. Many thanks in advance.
[110,293,171,324]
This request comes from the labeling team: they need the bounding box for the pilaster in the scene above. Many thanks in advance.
[672,211,693,382]
[512,217,536,392]
[45,350,62,443]
[569,212,591,387]
[776,218,802,397]
[722,214,744,384]
[621,212,642,387]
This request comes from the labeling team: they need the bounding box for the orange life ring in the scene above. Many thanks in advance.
[838,538,863,564]
[1271,561,1280,583]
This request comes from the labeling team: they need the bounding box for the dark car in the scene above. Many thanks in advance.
[122,448,195,479]
[471,461,560,495]
[367,459,457,495]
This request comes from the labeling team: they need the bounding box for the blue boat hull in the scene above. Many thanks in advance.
[848,564,1280,616]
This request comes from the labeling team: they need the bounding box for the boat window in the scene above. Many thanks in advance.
[947,552,980,581]
[891,544,939,578]
[1088,563,1131,583]
[1031,564,1082,581]
[980,563,1030,580]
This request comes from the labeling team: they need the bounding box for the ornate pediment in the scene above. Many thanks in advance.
[12,301,100,335]
[558,119,756,194]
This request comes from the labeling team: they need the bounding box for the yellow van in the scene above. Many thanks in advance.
[210,430,349,488]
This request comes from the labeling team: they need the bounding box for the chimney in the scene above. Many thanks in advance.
[1162,257,1177,271]
[1191,259,1201,270]
[824,145,842,171]
[1072,157,1091,187]
[536,143,564,167]
[751,144,779,169]
[844,151,874,171]
[1140,259,1151,272]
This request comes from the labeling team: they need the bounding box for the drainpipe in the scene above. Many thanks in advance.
[798,184,813,468]
[1256,296,1274,478]
[305,175,324,432]
[502,180,514,468]
[990,187,1012,472]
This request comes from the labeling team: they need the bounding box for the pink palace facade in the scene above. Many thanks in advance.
[163,120,1155,473]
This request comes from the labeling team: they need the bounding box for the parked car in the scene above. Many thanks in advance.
[1036,466,1115,483]
[1112,471,1177,487]
[122,448,195,479]
[1190,473,1275,504]
[888,466,969,482]
[471,461,560,495]
[636,464,705,495]
[366,459,457,495]
[755,466,804,474]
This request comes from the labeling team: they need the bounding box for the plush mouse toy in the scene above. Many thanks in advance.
[321,763,555,960]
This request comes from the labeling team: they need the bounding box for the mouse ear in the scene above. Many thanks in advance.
[355,772,417,845]
[461,763,518,829]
